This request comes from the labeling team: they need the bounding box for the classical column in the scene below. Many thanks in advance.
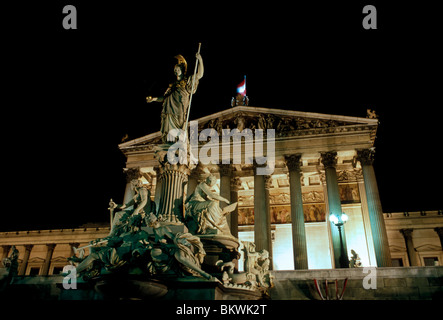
[230,176,242,238]
[253,164,273,267]
[18,244,33,275]
[219,164,232,225]
[356,170,378,266]
[356,148,392,267]
[153,167,162,214]
[434,227,443,250]
[264,174,274,270]
[285,154,308,270]
[41,244,56,276]
[400,229,418,266]
[321,151,349,268]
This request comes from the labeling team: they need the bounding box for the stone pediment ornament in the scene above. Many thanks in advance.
[118,106,378,153]
[415,244,442,252]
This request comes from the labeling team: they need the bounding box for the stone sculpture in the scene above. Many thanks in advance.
[349,249,362,268]
[147,213,212,280]
[146,53,204,143]
[66,47,271,300]
[242,241,273,290]
[1,246,19,290]
[216,241,273,292]
[185,174,237,236]
[108,178,155,237]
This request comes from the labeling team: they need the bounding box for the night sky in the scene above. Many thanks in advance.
[3,2,442,231]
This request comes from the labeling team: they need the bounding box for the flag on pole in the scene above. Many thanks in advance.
[236,75,246,96]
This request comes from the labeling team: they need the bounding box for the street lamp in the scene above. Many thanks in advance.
[329,212,349,268]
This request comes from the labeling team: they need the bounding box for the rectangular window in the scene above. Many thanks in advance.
[29,267,40,276]
[423,257,439,266]
[52,267,64,275]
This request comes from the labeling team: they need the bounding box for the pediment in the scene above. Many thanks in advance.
[52,256,69,263]
[28,257,45,263]
[415,244,442,252]
[119,106,378,152]
[389,245,406,252]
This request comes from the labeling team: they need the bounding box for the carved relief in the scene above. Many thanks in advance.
[302,190,324,203]
[269,193,290,205]
[303,204,326,223]
[238,195,254,207]
[339,183,361,203]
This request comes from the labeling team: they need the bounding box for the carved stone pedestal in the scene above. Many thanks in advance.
[198,234,240,273]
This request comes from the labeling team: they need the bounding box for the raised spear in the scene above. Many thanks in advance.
[184,42,202,142]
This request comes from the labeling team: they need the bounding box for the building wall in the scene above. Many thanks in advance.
[384,211,443,267]
[1,211,442,274]
[0,226,110,275]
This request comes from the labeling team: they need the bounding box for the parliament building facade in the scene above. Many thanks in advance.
[1,106,442,299]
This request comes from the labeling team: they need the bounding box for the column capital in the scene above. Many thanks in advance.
[400,228,414,239]
[230,176,242,191]
[356,148,376,166]
[24,244,34,252]
[123,167,141,182]
[218,164,233,177]
[284,154,302,172]
[320,151,338,169]
[46,243,57,250]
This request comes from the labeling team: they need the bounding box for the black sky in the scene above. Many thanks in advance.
[3,1,442,231]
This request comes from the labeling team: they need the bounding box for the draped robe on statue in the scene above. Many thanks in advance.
[160,75,199,143]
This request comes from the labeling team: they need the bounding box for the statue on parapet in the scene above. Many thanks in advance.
[349,249,362,268]
[242,241,273,290]
[216,241,273,292]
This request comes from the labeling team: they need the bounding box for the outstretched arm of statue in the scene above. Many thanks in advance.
[146,96,164,103]
[195,52,204,80]
[200,183,230,204]
[119,196,136,210]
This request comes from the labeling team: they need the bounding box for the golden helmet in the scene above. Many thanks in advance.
[174,54,187,75]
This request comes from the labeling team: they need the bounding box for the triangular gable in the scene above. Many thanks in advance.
[415,244,442,252]
[119,106,378,151]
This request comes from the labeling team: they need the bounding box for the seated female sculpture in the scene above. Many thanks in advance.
[185,174,236,236]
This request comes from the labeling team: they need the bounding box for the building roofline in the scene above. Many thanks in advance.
[119,105,378,149]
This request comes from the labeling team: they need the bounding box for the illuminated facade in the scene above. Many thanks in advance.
[1,107,442,276]
[116,106,441,270]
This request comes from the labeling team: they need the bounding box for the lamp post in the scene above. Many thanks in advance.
[329,212,349,268]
